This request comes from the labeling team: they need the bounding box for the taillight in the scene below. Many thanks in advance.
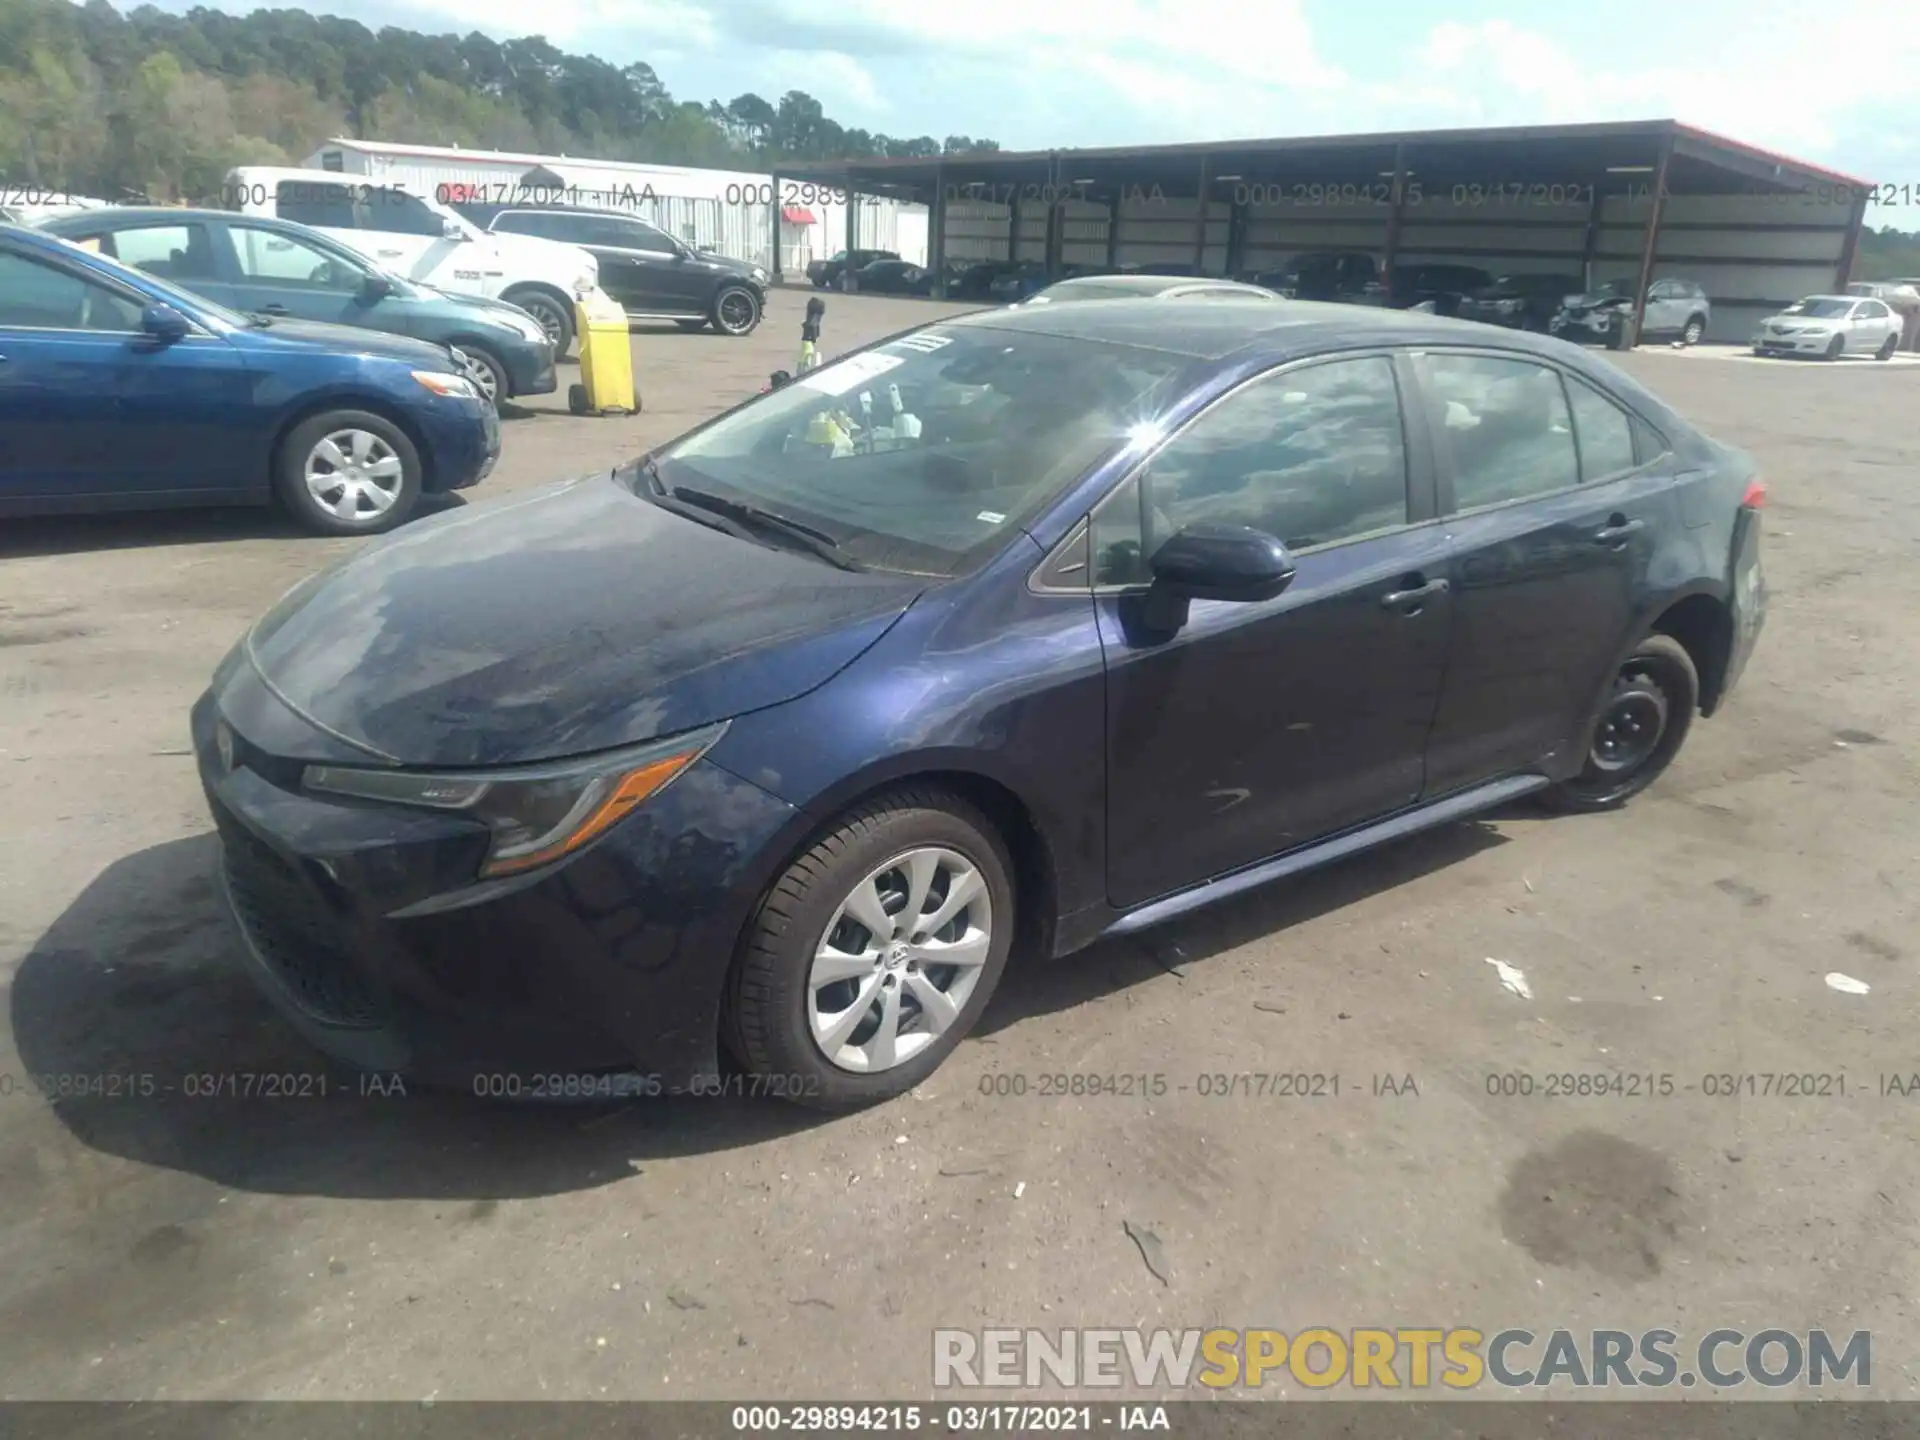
[1741,478,1767,509]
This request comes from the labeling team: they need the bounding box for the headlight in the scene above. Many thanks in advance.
[505,312,549,344]
[303,724,727,878]
[412,370,479,398]
[751,265,768,282]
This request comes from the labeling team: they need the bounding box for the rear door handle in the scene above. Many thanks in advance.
[1380,576,1450,611]
[1593,517,1646,547]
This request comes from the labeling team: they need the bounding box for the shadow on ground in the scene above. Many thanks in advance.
[12,815,1511,1203]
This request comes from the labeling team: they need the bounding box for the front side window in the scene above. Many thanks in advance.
[1092,356,1411,585]
[1424,353,1578,510]
[1564,376,1638,481]
[656,326,1188,576]
[0,250,145,331]
[1785,298,1854,319]
[228,225,364,291]
[494,211,576,242]
[100,225,220,283]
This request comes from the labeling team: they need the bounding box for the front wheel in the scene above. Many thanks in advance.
[1543,635,1698,812]
[274,410,422,536]
[726,788,1016,1110]
[712,285,762,337]
[503,287,575,358]
[1824,334,1845,361]
[450,343,509,409]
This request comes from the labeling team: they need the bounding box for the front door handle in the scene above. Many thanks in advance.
[1593,516,1646,547]
[1380,576,1450,611]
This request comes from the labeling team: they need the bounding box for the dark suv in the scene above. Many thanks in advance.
[1389,263,1495,317]
[1243,251,1387,304]
[1457,273,1584,332]
[457,203,766,337]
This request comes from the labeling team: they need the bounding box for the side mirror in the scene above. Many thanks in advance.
[360,273,394,300]
[140,303,190,342]
[1151,525,1296,602]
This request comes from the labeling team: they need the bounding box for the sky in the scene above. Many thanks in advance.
[151,0,1920,228]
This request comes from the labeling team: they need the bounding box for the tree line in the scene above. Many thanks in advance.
[0,0,1003,202]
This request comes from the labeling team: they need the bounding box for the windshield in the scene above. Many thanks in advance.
[48,234,250,329]
[1784,298,1853,318]
[652,325,1190,576]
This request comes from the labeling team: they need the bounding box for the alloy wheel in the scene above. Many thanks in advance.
[304,429,404,522]
[716,289,758,335]
[520,295,569,348]
[807,846,992,1074]
[450,347,500,405]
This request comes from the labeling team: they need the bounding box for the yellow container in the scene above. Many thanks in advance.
[568,289,637,415]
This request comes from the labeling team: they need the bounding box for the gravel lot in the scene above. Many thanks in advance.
[1,289,1916,1403]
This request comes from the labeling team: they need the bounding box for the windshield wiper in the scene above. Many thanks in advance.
[667,485,865,572]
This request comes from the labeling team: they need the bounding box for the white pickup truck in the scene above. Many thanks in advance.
[223,167,600,354]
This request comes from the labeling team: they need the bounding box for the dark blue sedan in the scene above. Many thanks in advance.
[194,298,1766,1108]
[0,223,498,535]
[34,208,557,409]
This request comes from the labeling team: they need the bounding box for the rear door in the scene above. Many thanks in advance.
[90,221,226,298]
[1094,351,1456,907]
[599,215,702,313]
[1416,349,1666,795]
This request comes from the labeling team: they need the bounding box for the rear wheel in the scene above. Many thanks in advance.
[727,788,1015,1110]
[1876,334,1898,361]
[1543,635,1698,812]
[1680,314,1706,346]
[274,409,422,536]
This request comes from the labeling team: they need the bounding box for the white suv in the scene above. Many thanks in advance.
[223,167,599,354]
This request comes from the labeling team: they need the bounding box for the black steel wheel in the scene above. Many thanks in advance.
[1543,634,1698,812]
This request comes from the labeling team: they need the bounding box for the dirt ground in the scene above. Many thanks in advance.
[1,289,1916,1404]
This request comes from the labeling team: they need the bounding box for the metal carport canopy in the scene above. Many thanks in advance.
[771,120,1872,203]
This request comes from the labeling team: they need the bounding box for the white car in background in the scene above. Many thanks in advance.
[1752,294,1905,361]
[223,166,600,354]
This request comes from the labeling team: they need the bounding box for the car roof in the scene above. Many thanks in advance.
[35,206,248,230]
[947,295,1571,359]
[1044,274,1253,297]
[462,201,653,220]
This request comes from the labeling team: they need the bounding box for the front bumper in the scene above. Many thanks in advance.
[190,669,797,1094]
[1752,331,1832,355]
[418,396,498,493]
[503,338,559,397]
[1549,310,1618,341]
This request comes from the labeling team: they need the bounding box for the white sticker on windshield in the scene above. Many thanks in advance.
[976,510,1007,524]
[797,351,906,395]
[888,331,953,354]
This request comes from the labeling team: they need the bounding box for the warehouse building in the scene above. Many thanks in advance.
[772,119,1873,343]
[305,139,927,273]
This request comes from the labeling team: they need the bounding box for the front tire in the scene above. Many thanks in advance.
[713,285,762,337]
[274,409,422,536]
[1824,334,1845,361]
[727,788,1016,1110]
[503,287,575,358]
[1543,634,1698,812]
[451,343,509,409]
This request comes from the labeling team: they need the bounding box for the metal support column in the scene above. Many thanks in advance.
[1007,193,1020,262]
[843,179,859,291]
[1382,142,1408,292]
[1106,193,1120,270]
[930,164,948,299]
[1833,188,1869,291]
[1192,157,1212,274]
[1044,153,1064,280]
[1629,133,1675,341]
[1578,182,1605,291]
[769,170,783,280]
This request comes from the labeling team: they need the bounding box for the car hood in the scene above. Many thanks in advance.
[234,317,455,367]
[243,472,926,767]
[1561,291,1635,312]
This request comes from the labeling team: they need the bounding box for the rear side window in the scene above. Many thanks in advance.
[493,211,578,241]
[1564,377,1638,481]
[1424,353,1578,510]
[276,181,355,229]
[356,189,446,238]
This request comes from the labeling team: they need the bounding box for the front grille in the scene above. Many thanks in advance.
[214,803,386,1029]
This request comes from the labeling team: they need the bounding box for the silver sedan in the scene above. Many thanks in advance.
[1753,295,1904,360]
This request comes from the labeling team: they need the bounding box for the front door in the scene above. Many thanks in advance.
[1095,352,1454,909]
[0,245,252,503]
[1415,350,1660,794]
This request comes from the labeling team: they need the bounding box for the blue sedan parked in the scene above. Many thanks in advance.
[0,224,498,535]
[34,208,557,410]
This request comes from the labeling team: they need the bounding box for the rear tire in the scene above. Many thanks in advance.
[1680,314,1706,346]
[1876,334,1898,361]
[727,788,1016,1110]
[274,409,422,537]
[503,287,575,358]
[1543,634,1698,812]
